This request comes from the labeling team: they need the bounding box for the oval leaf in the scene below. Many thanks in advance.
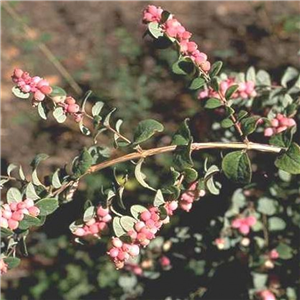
[222,151,252,184]
[35,198,59,216]
[133,119,164,145]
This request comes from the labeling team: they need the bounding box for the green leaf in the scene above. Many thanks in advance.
[222,151,252,184]
[183,168,198,183]
[148,22,164,39]
[12,86,30,99]
[275,143,300,174]
[52,169,62,189]
[91,101,104,117]
[7,164,17,176]
[173,142,193,170]
[79,120,91,136]
[225,84,239,100]
[53,107,67,123]
[172,57,195,76]
[103,108,116,127]
[134,159,156,191]
[19,214,41,230]
[189,77,206,90]
[153,189,165,207]
[276,243,293,260]
[221,118,234,128]
[120,216,136,232]
[281,67,298,88]
[268,217,286,231]
[7,187,22,203]
[30,153,49,169]
[204,165,220,179]
[49,86,67,97]
[210,77,220,92]
[252,272,268,290]
[35,198,59,216]
[246,66,256,83]
[83,206,95,222]
[25,182,40,200]
[237,110,249,121]
[133,119,164,145]
[209,61,223,78]
[19,165,26,181]
[204,98,222,109]
[72,148,93,178]
[37,102,48,120]
[240,116,261,136]
[162,185,181,200]
[113,217,126,237]
[257,197,277,215]
[4,257,21,269]
[161,10,171,23]
[171,118,192,146]
[206,176,221,195]
[269,126,296,148]
[256,70,271,86]
[1,227,14,238]
[32,169,43,186]
[130,205,147,220]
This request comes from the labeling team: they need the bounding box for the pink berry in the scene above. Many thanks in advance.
[246,216,256,226]
[269,249,279,260]
[129,244,140,256]
[140,210,151,221]
[112,237,123,248]
[34,90,45,101]
[67,104,80,113]
[2,210,12,219]
[109,247,119,258]
[102,214,112,223]
[65,96,76,105]
[14,68,24,78]
[0,217,9,228]
[239,224,250,235]
[11,211,24,221]
[264,128,274,137]
[160,256,171,267]
[74,228,86,236]
[135,221,145,232]
[24,198,34,208]
[8,219,19,230]
[97,206,109,217]
[40,85,52,95]
[98,222,108,231]
[89,223,100,234]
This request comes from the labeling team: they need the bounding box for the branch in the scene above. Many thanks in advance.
[88,142,283,174]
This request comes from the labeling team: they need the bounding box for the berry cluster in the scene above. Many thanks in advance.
[59,96,83,123]
[12,69,52,104]
[231,216,257,235]
[72,206,112,237]
[180,181,205,212]
[108,206,166,269]
[142,5,211,72]
[264,114,296,137]
[198,77,257,100]
[108,237,140,270]
[142,5,163,23]
[164,201,178,216]
[0,259,8,275]
[0,199,40,231]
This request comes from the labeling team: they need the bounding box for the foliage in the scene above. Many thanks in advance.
[1,4,300,300]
